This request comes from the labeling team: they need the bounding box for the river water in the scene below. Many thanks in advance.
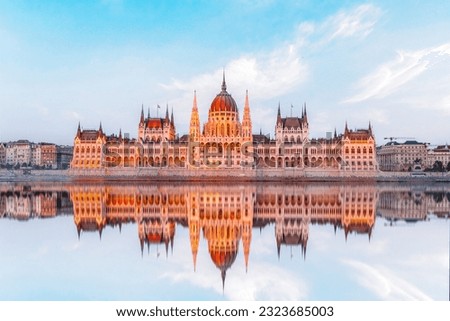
[0,182,448,300]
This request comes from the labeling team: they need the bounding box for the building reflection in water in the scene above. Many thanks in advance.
[0,186,71,220]
[1,183,449,287]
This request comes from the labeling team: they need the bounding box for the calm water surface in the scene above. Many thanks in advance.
[0,182,448,300]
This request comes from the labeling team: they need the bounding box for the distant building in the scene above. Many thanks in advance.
[39,143,57,169]
[377,140,428,171]
[1,141,64,169]
[427,144,450,169]
[6,140,32,167]
[0,143,6,166]
[56,145,73,169]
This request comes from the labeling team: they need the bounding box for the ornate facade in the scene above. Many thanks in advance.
[70,75,378,172]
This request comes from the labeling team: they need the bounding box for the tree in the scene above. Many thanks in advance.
[432,160,444,172]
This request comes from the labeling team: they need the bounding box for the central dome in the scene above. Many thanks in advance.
[209,74,238,113]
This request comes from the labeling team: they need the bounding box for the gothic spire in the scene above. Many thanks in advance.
[98,122,103,137]
[242,90,252,139]
[171,107,174,126]
[193,90,198,110]
[76,122,81,137]
[244,90,249,109]
[221,269,226,293]
[189,90,201,141]
[303,102,308,122]
[221,69,227,92]
[140,104,145,124]
[277,102,282,125]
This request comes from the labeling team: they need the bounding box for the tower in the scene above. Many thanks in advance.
[189,90,201,141]
[242,90,252,140]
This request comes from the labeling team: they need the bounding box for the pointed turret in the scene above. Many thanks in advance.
[171,107,174,126]
[76,122,81,138]
[242,90,252,140]
[165,104,169,123]
[277,238,281,260]
[140,105,145,124]
[164,239,169,258]
[334,128,337,139]
[189,90,201,141]
[147,108,150,119]
[140,238,144,257]
[221,269,226,293]
[303,102,308,123]
[276,102,282,125]
[98,122,103,138]
[368,121,373,136]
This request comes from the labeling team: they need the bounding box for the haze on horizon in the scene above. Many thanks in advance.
[0,0,449,146]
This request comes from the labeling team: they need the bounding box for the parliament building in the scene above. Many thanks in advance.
[70,74,377,172]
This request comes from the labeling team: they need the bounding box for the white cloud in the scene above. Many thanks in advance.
[162,3,384,99]
[160,3,383,135]
[326,4,382,41]
[161,262,307,300]
[344,43,450,103]
[162,44,307,102]
[297,4,382,48]
[342,259,432,300]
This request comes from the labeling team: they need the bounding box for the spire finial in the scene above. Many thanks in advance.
[221,69,227,91]
[140,105,145,123]
[193,90,198,109]
[244,90,249,108]
[221,269,226,293]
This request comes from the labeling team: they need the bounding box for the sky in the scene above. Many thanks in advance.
[1,0,450,146]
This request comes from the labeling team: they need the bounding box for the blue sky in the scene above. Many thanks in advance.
[1,0,450,145]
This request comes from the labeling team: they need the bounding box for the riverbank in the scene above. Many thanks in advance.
[1,168,449,183]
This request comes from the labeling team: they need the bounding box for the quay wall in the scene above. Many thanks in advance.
[2,168,449,183]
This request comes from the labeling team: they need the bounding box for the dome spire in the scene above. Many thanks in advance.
[221,69,227,92]
[76,122,81,138]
